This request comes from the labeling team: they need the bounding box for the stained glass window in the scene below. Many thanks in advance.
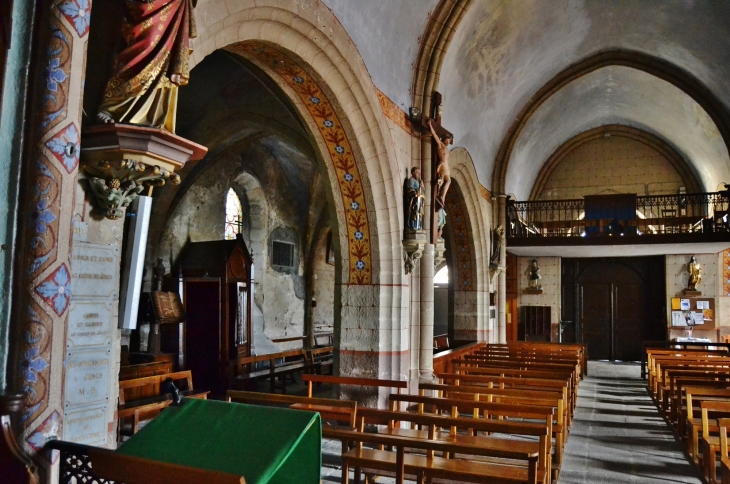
[225,188,243,240]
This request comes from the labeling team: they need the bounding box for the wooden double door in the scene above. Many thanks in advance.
[562,257,665,361]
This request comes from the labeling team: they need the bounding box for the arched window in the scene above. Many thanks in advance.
[434,266,449,284]
[225,188,243,240]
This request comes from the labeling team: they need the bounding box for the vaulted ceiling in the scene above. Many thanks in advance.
[326,0,730,195]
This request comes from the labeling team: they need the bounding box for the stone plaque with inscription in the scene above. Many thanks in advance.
[65,348,111,408]
[71,243,120,299]
[64,405,108,445]
[67,301,113,348]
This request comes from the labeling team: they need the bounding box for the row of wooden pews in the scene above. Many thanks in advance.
[226,341,582,484]
[646,345,730,483]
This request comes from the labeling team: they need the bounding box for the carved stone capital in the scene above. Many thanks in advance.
[434,237,446,269]
[403,232,427,275]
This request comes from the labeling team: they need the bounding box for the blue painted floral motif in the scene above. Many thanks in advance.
[34,193,57,236]
[323,120,334,128]
[344,173,354,182]
[354,231,364,240]
[463,280,469,286]
[334,145,345,154]
[35,264,71,316]
[350,201,360,210]
[59,0,91,37]
[46,123,79,173]
[356,260,366,270]
[44,55,67,93]
[26,411,61,452]
[310,96,321,104]
[293,76,304,84]
[20,347,49,385]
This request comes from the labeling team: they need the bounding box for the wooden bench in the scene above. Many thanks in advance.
[327,407,551,484]
[117,370,209,439]
[307,346,334,375]
[234,349,309,393]
[119,361,174,381]
[685,387,730,464]
[226,389,358,427]
[390,392,563,481]
[700,400,730,484]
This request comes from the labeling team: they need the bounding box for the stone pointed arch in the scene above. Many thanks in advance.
[444,147,492,342]
[492,49,730,194]
[186,1,407,378]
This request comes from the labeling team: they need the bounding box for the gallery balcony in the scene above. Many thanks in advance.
[506,192,730,257]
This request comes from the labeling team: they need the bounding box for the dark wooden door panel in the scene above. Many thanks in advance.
[566,256,665,362]
[580,283,612,360]
[184,280,221,391]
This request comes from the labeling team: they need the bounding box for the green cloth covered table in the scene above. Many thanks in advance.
[118,398,321,484]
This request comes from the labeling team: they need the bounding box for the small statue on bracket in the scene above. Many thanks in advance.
[528,259,543,291]
[687,255,702,291]
[404,167,425,231]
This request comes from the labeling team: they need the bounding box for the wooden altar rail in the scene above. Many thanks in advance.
[44,440,245,484]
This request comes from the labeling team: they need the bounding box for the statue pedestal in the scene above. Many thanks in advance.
[80,124,208,218]
[683,289,702,296]
[523,288,544,295]
[403,230,427,275]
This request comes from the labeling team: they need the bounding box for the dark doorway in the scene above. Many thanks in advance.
[562,257,666,361]
[183,279,222,392]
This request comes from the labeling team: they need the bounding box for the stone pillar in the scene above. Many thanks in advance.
[497,195,507,343]
[419,243,435,380]
[10,0,92,454]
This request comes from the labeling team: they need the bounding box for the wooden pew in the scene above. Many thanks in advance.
[485,342,587,377]
[226,389,358,427]
[45,440,244,484]
[700,400,730,484]
[389,392,563,480]
[438,372,572,427]
[326,407,551,484]
[718,418,730,484]
[307,346,334,375]
[685,387,730,464]
[117,370,209,439]
[452,362,577,419]
[119,360,174,381]
[233,349,309,393]
[301,374,407,399]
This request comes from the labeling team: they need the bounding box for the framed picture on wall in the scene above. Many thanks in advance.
[326,231,335,265]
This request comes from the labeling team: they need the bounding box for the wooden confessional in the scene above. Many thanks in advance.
[178,235,253,392]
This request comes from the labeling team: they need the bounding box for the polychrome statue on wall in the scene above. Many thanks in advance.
[687,256,702,291]
[97,0,198,133]
[404,167,425,231]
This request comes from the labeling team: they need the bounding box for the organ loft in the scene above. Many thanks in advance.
[1,1,730,483]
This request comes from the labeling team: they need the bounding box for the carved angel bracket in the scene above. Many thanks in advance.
[403,231,427,275]
[83,159,180,219]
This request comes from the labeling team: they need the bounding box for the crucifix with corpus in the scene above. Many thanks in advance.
[417,92,454,245]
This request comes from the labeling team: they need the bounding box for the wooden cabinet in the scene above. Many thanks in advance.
[519,305,551,342]
[178,235,253,392]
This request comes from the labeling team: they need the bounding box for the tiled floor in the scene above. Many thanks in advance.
[557,361,702,483]
[319,361,704,483]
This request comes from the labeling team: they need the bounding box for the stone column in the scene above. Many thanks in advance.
[497,194,507,343]
[10,0,92,453]
[419,243,435,380]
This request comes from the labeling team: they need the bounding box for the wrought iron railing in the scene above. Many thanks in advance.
[507,192,730,239]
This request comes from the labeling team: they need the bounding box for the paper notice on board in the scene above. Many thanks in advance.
[671,298,681,310]
[693,312,705,325]
[680,299,691,310]
[671,311,685,326]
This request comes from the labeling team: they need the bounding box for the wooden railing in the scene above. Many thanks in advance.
[507,191,730,241]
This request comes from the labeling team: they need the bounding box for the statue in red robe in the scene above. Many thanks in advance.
[97,0,197,133]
